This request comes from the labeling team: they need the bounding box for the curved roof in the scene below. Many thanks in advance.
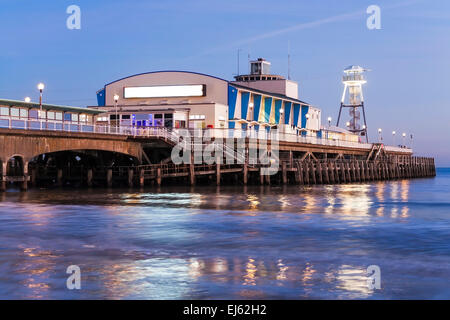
[104,70,228,87]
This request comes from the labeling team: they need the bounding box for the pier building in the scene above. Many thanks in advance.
[93,58,324,139]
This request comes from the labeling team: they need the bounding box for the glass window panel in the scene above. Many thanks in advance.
[47,111,55,120]
[0,107,9,116]
[64,113,72,121]
[20,109,28,118]
[29,110,38,119]
[72,114,78,122]
[55,112,63,121]
[11,108,20,117]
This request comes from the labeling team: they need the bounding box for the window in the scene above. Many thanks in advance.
[10,108,20,117]
[110,115,118,120]
[29,110,38,119]
[55,112,63,121]
[47,111,55,120]
[71,114,78,122]
[64,113,72,121]
[39,110,46,119]
[0,107,9,116]
[79,114,87,122]
[20,109,28,118]
[122,114,131,120]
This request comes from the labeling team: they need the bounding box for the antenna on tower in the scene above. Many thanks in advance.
[336,65,370,142]
[237,49,242,76]
[288,41,291,80]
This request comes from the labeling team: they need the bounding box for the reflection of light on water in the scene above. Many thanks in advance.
[188,258,205,279]
[303,193,316,213]
[401,206,409,218]
[243,258,257,286]
[401,180,410,202]
[391,182,399,200]
[276,259,288,281]
[375,183,385,217]
[121,193,203,207]
[301,263,316,284]
[99,258,191,299]
[211,258,228,273]
[336,265,373,298]
[278,195,290,210]
[325,185,337,215]
[247,194,260,212]
[391,206,398,218]
[18,246,59,299]
[337,185,372,221]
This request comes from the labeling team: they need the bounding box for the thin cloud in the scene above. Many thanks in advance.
[189,0,424,58]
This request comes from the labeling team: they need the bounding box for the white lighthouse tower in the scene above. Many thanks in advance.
[337,65,369,142]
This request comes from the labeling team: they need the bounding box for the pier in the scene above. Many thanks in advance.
[0,124,436,191]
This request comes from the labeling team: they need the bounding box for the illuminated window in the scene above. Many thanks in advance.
[20,109,28,118]
[0,107,8,116]
[47,111,55,120]
[10,108,20,117]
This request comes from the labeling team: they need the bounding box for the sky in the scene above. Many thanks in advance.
[0,0,449,165]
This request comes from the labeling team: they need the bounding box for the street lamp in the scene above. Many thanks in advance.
[113,94,119,131]
[378,128,382,143]
[402,132,406,147]
[37,83,45,120]
[24,97,31,103]
[392,131,396,146]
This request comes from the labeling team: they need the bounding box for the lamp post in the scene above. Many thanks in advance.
[279,108,284,128]
[392,131,396,146]
[113,94,119,132]
[402,132,406,148]
[410,133,413,149]
[37,83,45,120]
[378,128,382,143]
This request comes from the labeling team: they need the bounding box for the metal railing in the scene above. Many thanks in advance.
[0,118,412,154]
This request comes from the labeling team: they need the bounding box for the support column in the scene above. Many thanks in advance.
[216,162,221,186]
[139,168,145,187]
[30,167,37,188]
[87,169,93,187]
[340,162,346,183]
[128,168,134,187]
[1,162,7,192]
[156,167,162,186]
[282,161,288,185]
[324,161,330,184]
[310,162,317,184]
[189,153,195,186]
[21,161,29,191]
[57,168,63,187]
[106,168,113,188]
[243,162,248,185]
[317,162,323,184]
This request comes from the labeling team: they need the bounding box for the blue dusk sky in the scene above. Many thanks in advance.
[0,0,449,165]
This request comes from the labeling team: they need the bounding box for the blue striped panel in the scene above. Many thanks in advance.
[274,100,282,124]
[284,101,292,125]
[293,103,301,127]
[228,85,238,120]
[301,105,310,136]
[253,95,262,121]
[241,92,250,120]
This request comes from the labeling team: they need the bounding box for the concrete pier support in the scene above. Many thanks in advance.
[128,168,134,187]
[282,161,288,185]
[106,168,113,187]
[87,169,93,187]
[216,162,221,186]
[21,161,29,191]
[57,168,63,187]
[156,167,162,186]
[1,162,6,191]
[243,162,248,185]
[139,168,145,187]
